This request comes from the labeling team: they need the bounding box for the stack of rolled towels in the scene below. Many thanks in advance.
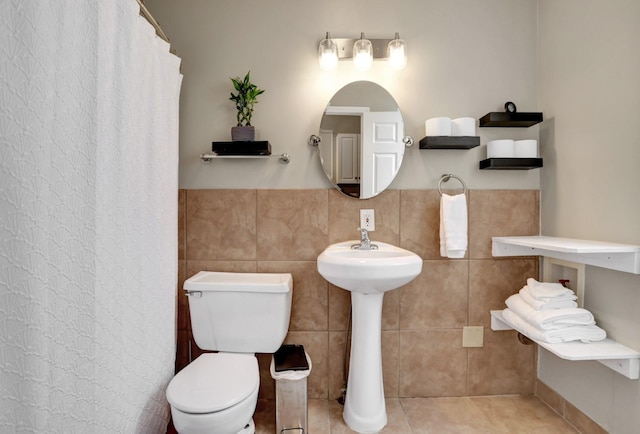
[502,278,607,343]
[425,117,476,137]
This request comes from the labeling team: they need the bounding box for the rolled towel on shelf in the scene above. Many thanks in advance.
[519,285,577,310]
[505,294,595,330]
[502,308,607,343]
[439,193,467,258]
[526,277,575,299]
[425,117,452,136]
[451,117,476,136]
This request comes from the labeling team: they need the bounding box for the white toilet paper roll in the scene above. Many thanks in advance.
[451,117,476,136]
[425,117,452,136]
[514,139,538,158]
[487,139,515,158]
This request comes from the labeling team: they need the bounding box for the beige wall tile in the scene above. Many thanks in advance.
[468,190,540,259]
[177,260,188,331]
[382,330,399,398]
[328,331,348,401]
[398,330,468,397]
[399,189,441,260]
[399,260,469,330]
[184,260,257,278]
[258,261,328,331]
[468,258,538,327]
[284,331,329,399]
[467,329,535,395]
[257,353,275,400]
[186,189,257,260]
[382,290,400,331]
[177,188,541,401]
[178,189,186,260]
[256,189,328,261]
[328,189,400,245]
[328,285,350,331]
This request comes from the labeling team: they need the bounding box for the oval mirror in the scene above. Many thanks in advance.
[318,81,406,199]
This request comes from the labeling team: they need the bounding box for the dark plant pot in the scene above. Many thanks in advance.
[231,126,255,142]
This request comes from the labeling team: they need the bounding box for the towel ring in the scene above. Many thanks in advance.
[437,174,467,196]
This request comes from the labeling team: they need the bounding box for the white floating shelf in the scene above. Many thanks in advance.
[492,236,640,274]
[491,310,640,380]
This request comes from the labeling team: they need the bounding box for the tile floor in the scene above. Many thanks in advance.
[253,395,579,433]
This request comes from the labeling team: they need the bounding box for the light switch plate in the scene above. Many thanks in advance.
[463,326,484,347]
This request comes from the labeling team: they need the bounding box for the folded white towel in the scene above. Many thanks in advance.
[526,278,575,299]
[502,308,606,343]
[519,286,577,310]
[439,193,467,259]
[505,294,595,330]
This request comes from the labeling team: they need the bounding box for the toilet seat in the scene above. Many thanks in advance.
[167,353,259,414]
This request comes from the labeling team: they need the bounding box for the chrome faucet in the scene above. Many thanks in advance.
[351,228,378,250]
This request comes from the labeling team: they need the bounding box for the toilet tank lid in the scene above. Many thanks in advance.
[184,271,292,293]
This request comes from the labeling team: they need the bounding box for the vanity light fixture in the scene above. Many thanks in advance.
[317,32,408,71]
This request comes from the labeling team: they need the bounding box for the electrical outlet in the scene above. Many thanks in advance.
[360,209,375,231]
[462,326,484,347]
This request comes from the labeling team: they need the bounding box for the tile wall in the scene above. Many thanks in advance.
[176,188,540,400]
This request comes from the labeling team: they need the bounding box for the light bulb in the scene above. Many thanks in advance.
[318,32,338,71]
[353,32,373,71]
[387,33,407,70]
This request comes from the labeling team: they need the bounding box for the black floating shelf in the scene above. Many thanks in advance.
[419,136,480,150]
[479,158,543,170]
[212,140,271,156]
[479,112,543,128]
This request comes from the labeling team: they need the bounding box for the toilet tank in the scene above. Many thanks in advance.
[184,271,292,353]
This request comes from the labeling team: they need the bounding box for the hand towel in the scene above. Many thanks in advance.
[519,285,577,310]
[526,278,575,299]
[502,308,606,343]
[505,294,595,330]
[439,193,467,258]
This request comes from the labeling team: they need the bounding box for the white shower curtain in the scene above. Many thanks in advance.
[0,1,182,432]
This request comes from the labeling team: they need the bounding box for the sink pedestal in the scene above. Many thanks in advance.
[344,291,386,433]
[316,240,423,433]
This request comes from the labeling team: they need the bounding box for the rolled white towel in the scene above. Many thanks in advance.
[526,278,575,299]
[505,294,595,330]
[520,286,577,310]
[502,308,606,343]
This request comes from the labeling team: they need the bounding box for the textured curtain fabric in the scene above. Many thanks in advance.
[0,1,182,432]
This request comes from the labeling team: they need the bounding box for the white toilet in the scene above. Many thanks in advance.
[166,271,293,434]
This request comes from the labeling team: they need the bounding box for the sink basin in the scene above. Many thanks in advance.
[317,241,422,294]
[317,240,422,432]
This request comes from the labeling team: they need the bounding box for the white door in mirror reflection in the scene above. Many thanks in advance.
[361,111,404,198]
[336,134,360,184]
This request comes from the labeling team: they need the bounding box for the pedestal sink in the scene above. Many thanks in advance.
[317,241,422,433]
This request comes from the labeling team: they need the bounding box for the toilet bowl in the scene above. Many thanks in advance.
[166,271,293,434]
[167,353,260,434]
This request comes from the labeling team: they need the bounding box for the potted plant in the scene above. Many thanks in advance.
[229,71,265,141]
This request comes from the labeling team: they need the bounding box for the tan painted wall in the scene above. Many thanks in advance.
[538,1,640,432]
[147,0,541,191]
